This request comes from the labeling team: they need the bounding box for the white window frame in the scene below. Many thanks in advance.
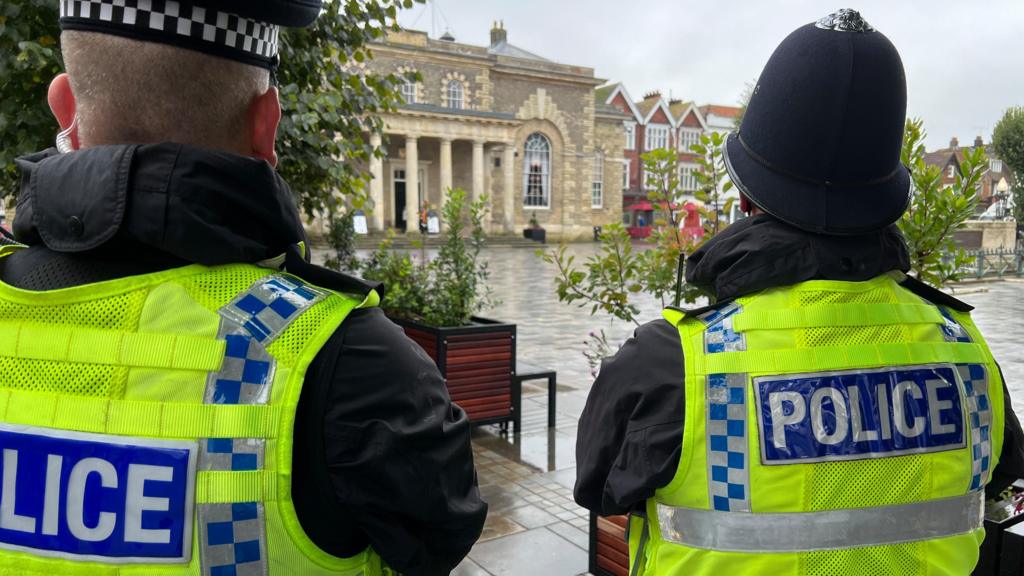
[679,164,699,193]
[679,128,701,153]
[947,164,956,179]
[624,122,636,150]
[523,133,551,208]
[622,158,630,190]
[592,152,604,208]
[990,159,1003,173]
[445,80,464,109]
[645,124,669,151]
[401,79,417,104]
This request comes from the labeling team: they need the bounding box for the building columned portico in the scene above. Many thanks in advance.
[367,106,519,233]
[356,23,627,240]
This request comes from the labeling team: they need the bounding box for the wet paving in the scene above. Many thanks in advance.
[321,243,1024,575]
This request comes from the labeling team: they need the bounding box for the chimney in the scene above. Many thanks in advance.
[490,20,506,46]
[950,137,959,150]
[974,136,984,148]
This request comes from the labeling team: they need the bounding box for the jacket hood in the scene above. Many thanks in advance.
[685,213,911,302]
[14,144,306,265]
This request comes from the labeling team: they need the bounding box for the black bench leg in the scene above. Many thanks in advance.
[548,375,556,428]
[513,377,522,434]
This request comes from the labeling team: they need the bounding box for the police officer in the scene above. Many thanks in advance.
[575,9,1024,576]
[0,1,485,574]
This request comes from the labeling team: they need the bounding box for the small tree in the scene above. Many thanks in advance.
[898,118,984,287]
[335,188,497,327]
[543,134,732,372]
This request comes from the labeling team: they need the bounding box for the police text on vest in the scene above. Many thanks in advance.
[755,365,966,464]
[0,425,196,562]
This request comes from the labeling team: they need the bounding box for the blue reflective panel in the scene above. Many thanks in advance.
[756,365,965,464]
[0,425,196,562]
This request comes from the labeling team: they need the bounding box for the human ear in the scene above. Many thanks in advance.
[249,86,281,167]
[48,73,79,149]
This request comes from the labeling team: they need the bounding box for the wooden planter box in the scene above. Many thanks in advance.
[394,316,518,428]
[590,512,630,576]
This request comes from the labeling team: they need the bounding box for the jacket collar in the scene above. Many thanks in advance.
[13,144,306,265]
[684,213,911,303]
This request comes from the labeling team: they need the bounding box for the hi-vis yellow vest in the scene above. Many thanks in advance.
[0,262,386,575]
[629,273,1004,576]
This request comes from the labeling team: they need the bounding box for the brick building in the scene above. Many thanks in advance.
[924,136,1016,214]
[358,23,627,240]
[595,83,743,226]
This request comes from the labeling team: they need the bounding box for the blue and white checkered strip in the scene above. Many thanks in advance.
[196,275,320,576]
[206,332,274,405]
[959,364,992,491]
[701,302,746,353]
[199,502,266,576]
[938,306,973,343]
[700,303,750,512]
[221,275,326,345]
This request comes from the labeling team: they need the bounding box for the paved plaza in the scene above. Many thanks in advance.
[334,244,1024,575]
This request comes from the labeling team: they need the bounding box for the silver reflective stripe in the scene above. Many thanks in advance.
[657,492,983,552]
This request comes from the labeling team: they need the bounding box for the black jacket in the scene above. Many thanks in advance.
[575,214,1024,515]
[7,144,487,575]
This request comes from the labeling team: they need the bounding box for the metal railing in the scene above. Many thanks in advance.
[946,244,1023,280]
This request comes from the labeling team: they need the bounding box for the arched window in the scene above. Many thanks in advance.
[401,79,417,104]
[523,133,551,208]
[445,80,464,109]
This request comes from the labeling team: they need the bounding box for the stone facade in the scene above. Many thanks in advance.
[357,24,624,240]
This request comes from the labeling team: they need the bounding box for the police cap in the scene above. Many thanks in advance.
[58,0,323,69]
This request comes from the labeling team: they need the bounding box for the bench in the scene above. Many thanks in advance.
[508,360,558,434]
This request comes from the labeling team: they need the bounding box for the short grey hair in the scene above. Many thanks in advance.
[61,31,270,151]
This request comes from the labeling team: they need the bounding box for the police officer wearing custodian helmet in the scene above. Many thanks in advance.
[575,9,1024,576]
[0,1,486,574]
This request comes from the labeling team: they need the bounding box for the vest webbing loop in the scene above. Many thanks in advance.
[657,491,984,552]
[0,322,224,371]
[701,341,987,375]
[0,390,281,439]
[732,303,944,332]
[197,470,279,503]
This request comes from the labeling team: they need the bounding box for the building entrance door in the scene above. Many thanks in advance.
[393,169,407,230]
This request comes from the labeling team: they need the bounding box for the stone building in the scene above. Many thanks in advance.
[359,22,627,239]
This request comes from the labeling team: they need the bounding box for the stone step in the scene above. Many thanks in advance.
[312,233,547,251]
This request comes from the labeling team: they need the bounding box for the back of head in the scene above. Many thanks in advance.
[61,30,269,152]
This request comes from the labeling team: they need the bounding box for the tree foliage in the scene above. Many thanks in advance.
[898,118,983,287]
[276,0,415,218]
[334,188,498,327]
[0,0,415,218]
[992,107,1024,179]
[991,107,1024,227]
[0,0,63,199]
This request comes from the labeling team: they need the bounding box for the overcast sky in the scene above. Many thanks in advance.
[397,1,1022,151]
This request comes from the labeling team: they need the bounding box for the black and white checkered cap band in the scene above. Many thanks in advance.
[60,0,280,68]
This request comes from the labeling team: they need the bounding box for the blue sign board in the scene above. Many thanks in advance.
[0,425,196,562]
[755,365,965,464]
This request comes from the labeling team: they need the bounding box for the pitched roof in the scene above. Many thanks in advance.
[594,84,617,104]
[699,104,742,118]
[636,96,660,118]
[487,40,550,62]
[668,100,693,119]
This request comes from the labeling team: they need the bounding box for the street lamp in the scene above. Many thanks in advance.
[996,179,1010,219]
